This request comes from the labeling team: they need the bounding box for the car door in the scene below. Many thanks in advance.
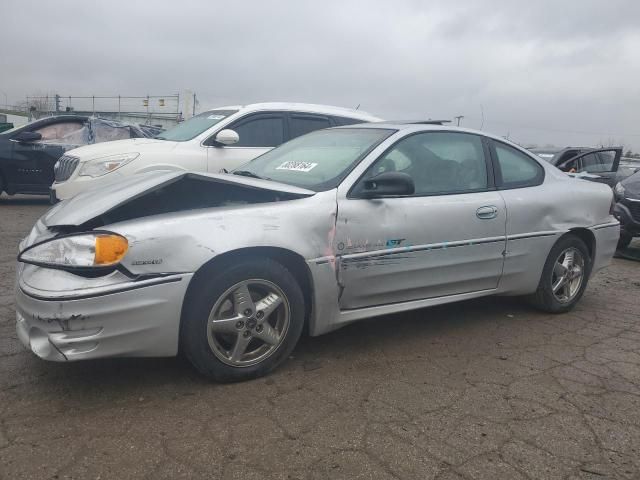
[205,112,286,172]
[335,131,507,310]
[10,120,87,192]
[558,148,621,187]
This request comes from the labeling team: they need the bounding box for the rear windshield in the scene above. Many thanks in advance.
[155,110,237,141]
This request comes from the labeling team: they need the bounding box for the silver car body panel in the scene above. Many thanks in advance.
[16,124,619,360]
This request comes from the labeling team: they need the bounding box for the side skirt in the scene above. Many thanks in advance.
[336,288,497,325]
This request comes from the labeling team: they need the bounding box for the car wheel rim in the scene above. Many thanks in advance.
[207,279,290,367]
[551,247,585,304]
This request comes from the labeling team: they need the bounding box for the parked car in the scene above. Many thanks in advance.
[50,103,380,201]
[16,124,619,381]
[0,115,161,196]
[613,170,640,249]
[618,157,640,179]
[530,146,623,187]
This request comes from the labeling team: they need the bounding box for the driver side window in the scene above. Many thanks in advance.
[363,132,488,195]
[34,121,87,144]
[579,152,614,173]
[228,114,284,147]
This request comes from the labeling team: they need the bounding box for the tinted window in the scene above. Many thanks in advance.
[580,151,615,173]
[363,132,488,195]
[233,115,284,147]
[333,116,366,126]
[289,114,331,139]
[494,142,544,188]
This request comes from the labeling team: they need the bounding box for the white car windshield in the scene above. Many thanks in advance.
[155,110,238,141]
[233,128,395,191]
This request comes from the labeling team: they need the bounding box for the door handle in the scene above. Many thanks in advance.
[476,205,498,219]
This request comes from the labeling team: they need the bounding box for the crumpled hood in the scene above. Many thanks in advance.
[43,171,315,227]
[64,138,179,161]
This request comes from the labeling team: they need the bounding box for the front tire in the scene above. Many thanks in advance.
[529,234,592,313]
[181,258,305,382]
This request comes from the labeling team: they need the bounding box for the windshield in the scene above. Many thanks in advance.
[233,128,395,191]
[155,109,237,141]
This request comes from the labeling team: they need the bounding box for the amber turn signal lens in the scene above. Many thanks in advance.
[94,234,128,265]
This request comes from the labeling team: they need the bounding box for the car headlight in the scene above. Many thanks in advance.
[78,153,139,178]
[614,182,626,199]
[18,233,128,269]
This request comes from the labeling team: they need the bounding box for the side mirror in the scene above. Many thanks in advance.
[13,131,42,143]
[214,129,239,146]
[360,172,415,198]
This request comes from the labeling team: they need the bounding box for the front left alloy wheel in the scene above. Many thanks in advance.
[181,258,305,382]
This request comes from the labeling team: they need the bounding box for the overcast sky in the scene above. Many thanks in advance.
[2,0,640,150]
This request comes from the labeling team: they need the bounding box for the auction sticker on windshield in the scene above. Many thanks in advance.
[276,161,318,172]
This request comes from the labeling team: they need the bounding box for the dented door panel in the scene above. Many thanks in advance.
[335,191,507,309]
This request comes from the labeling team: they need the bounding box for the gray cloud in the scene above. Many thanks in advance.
[1,0,639,150]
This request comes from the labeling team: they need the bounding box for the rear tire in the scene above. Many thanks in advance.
[617,232,632,250]
[180,258,305,382]
[529,234,592,313]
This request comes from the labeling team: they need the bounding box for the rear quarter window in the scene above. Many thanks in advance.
[493,141,544,189]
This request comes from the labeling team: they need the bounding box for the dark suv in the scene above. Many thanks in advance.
[0,115,157,197]
[613,170,640,249]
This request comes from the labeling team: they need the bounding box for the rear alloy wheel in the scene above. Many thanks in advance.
[550,247,585,304]
[529,235,592,313]
[181,258,305,382]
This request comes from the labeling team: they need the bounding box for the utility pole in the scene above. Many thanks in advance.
[454,115,464,126]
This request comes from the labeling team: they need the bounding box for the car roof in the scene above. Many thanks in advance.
[333,122,542,155]
[205,102,380,122]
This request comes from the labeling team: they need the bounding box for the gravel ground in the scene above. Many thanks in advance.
[1,195,640,480]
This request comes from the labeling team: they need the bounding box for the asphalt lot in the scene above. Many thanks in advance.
[1,195,640,480]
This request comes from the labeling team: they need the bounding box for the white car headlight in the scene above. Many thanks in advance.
[18,233,129,269]
[614,182,625,199]
[78,153,139,178]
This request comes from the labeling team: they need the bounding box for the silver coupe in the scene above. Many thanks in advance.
[15,123,619,381]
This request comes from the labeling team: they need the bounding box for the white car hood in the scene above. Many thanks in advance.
[65,138,179,161]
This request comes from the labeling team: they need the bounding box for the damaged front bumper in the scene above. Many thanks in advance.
[16,271,193,361]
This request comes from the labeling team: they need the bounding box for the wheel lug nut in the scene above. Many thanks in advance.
[256,311,264,319]
[236,321,244,329]
[256,325,263,333]
[243,330,251,338]
[244,309,252,317]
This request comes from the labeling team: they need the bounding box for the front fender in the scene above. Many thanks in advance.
[108,190,338,277]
